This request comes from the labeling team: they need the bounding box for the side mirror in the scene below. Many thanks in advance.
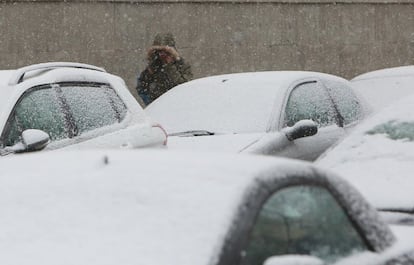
[284,120,318,141]
[20,129,50,152]
[1,129,50,155]
[264,255,325,265]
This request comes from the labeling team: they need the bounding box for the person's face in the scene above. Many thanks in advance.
[157,49,174,63]
[158,49,170,60]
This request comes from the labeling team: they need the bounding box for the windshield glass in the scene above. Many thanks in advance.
[366,120,414,141]
[146,75,281,134]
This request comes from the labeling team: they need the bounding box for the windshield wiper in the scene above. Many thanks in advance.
[379,208,414,214]
[168,130,216,137]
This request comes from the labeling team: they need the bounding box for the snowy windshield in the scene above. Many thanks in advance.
[146,75,282,134]
[366,121,414,141]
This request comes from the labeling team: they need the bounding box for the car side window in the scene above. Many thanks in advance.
[242,185,367,265]
[284,82,338,128]
[3,86,68,146]
[60,84,127,135]
[324,80,364,125]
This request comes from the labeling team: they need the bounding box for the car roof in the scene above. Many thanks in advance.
[0,67,113,102]
[146,71,348,134]
[350,66,414,111]
[317,93,414,211]
[352,65,414,81]
[0,149,392,265]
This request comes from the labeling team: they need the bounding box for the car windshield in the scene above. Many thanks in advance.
[366,120,414,141]
[146,75,282,134]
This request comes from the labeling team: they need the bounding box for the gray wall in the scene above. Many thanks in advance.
[1,0,413,102]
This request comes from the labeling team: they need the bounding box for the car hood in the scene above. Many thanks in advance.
[46,122,165,151]
[0,149,327,265]
[319,154,414,213]
[0,150,259,265]
[317,135,414,213]
[166,132,265,153]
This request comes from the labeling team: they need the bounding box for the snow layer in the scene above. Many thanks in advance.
[317,94,414,211]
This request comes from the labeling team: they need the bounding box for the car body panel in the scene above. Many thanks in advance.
[0,149,400,265]
[351,65,414,112]
[0,63,166,152]
[146,71,363,161]
[317,93,414,215]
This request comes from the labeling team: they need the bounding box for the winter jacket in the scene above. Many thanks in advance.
[137,58,192,105]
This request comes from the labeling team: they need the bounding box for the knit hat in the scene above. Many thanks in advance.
[152,33,176,48]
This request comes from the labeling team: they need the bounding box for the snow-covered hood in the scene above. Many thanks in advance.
[318,139,414,211]
[317,94,414,212]
[166,132,265,153]
[0,150,265,265]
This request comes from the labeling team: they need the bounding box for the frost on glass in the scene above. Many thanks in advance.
[61,84,126,135]
[4,87,68,146]
[243,186,367,265]
[324,80,363,125]
[284,82,337,128]
[366,120,414,141]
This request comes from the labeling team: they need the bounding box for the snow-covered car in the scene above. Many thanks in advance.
[317,93,414,226]
[0,62,167,156]
[0,149,413,265]
[146,71,368,161]
[351,65,414,111]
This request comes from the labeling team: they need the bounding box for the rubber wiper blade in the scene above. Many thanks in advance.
[379,208,414,214]
[169,130,215,137]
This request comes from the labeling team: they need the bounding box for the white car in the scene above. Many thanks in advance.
[317,93,414,226]
[0,149,413,265]
[146,71,368,161]
[0,62,167,155]
[351,65,414,111]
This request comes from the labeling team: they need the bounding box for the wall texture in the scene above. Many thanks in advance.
[0,0,413,101]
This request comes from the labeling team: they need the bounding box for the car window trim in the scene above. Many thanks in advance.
[279,79,343,130]
[102,84,126,122]
[216,176,381,265]
[53,84,79,138]
[320,79,345,128]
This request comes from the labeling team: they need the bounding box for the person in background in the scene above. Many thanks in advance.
[136,33,193,106]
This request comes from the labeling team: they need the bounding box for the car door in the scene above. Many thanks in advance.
[278,80,346,160]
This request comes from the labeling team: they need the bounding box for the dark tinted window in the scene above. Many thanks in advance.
[60,84,127,135]
[284,82,337,127]
[243,185,367,265]
[3,87,68,146]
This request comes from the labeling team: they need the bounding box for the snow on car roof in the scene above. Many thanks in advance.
[350,66,414,111]
[0,149,317,265]
[352,65,414,81]
[146,71,347,134]
[0,67,113,118]
[317,93,414,211]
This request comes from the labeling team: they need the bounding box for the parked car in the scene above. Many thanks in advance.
[0,149,413,265]
[317,93,414,226]
[146,71,368,161]
[351,65,414,111]
[0,62,167,156]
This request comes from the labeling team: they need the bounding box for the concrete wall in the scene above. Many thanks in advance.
[0,1,413,101]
